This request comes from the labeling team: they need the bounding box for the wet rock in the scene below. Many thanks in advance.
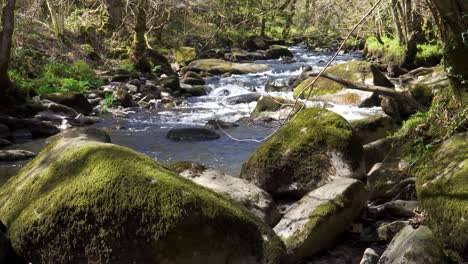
[10,129,32,141]
[359,93,382,108]
[265,82,292,92]
[0,221,26,264]
[380,96,415,123]
[362,137,395,173]
[0,124,9,139]
[225,50,266,62]
[159,75,180,91]
[240,108,363,199]
[0,117,59,139]
[273,178,368,261]
[351,114,399,145]
[265,45,294,59]
[46,127,111,145]
[0,150,36,162]
[186,59,269,75]
[167,128,221,141]
[378,226,446,264]
[376,220,409,242]
[180,85,209,97]
[368,200,418,219]
[226,93,262,105]
[40,100,79,118]
[360,248,381,264]
[42,92,93,115]
[172,164,281,226]
[182,76,205,86]
[367,160,411,201]
[0,138,285,263]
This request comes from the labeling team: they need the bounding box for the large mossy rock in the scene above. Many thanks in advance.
[293,62,392,99]
[251,96,303,121]
[240,108,363,199]
[186,59,269,75]
[265,45,294,59]
[42,92,93,115]
[243,36,268,51]
[378,226,446,264]
[273,178,368,262]
[172,47,197,66]
[416,132,468,257]
[0,138,285,263]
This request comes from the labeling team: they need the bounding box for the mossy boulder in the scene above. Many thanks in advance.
[293,61,392,99]
[367,160,410,201]
[251,96,304,122]
[378,226,446,264]
[265,45,294,59]
[416,132,468,257]
[186,59,269,75]
[243,36,268,51]
[173,47,197,66]
[42,92,93,115]
[46,127,111,145]
[0,138,285,263]
[273,178,368,262]
[351,114,399,145]
[240,108,363,199]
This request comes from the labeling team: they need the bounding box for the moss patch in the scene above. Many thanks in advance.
[0,139,285,263]
[240,108,360,198]
[252,96,303,115]
[293,61,373,98]
[172,47,197,66]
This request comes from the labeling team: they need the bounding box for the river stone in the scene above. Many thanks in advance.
[351,114,399,145]
[416,132,468,256]
[114,88,135,108]
[265,45,294,59]
[369,200,418,219]
[0,150,36,162]
[376,220,409,242]
[46,127,111,145]
[367,160,409,201]
[186,59,269,75]
[42,92,93,115]
[240,108,363,199]
[0,117,60,138]
[359,248,381,264]
[273,178,368,262]
[225,50,266,62]
[167,128,221,141]
[226,93,262,105]
[378,226,446,264]
[205,119,239,130]
[0,138,285,263]
[362,137,395,173]
[180,85,209,97]
[172,164,281,226]
[243,36,268,51]
[293,61,392,99]
[0,139,12,149]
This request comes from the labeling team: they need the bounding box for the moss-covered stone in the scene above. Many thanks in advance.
[265,45,294,59]
[351,114,399,145]
[252,96,303,115]
[186,59,269,75]
[240,108,362,198]
[172,47,197,66]
[42,92,93,115]
[293,61,376,98]
[273,178,368,262]
[416,132,468,257]
[0,139,285,263]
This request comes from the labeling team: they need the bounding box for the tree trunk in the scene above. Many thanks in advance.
[105,0,123,31]
[282,0,298,39]
[130,0,150,72]
[0,0,17,106]
[430,0,468,95]
[391,0,405,46]
[260,16,266,37]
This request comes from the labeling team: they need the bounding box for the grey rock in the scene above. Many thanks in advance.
[226,93,261,105]
[167,128,221,141]
[0,150,36,162]
[360,248,381,264]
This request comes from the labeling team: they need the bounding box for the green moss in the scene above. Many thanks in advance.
[165,161,207,175]
[415,133,468,256]
[394,112,429,139]
[173,47,197,66]
[252,96,302,115]
[365,36,406,65]
[0,139,284,262]
[293,61,373,99]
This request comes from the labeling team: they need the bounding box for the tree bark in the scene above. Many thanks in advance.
[130,0,150,72]
[429,0,468,95]
[282,0,298,39]
[391,0,405,46]
[105,0,124,31]
[0,0,17,106]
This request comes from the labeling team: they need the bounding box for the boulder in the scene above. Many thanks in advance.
[251,96,304,122]
[351,114,399,145]
[38,99,79,118]
[167,128,221,141]
[360,248,381,264]
[180,85,209,97]
[265,45,294,59]
[293,61,393,99]
[182,76,205,86]
[159,75,181,91]
[0,150,36,162]
[265,82,293,92]
[0,117,59,138]
[172,47,197,66]
[243,36,268,51]
[114,89,135,108]
[368,200,418,219]
[0,139,285,263]
[225,50,266,62]
[376,220,409,242]
[367,160,410,201]
[240,108,363,198]
[378,226,446,264]
[273,178,368,261]
[186,59,269,75]
[380,96,415,123]
[46,127,111,145]
[0,139,12,149]
[42,92,93,115]
[226,93,262,105]
[416,132,468,257]
[170,163,281,226]
[362,137,395,173]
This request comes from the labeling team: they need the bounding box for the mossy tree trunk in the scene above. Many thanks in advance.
[282,0,298,39]
[0,0,17,107]
[429,0,468,96]
[105,0,124,31]
[130,0,151,72]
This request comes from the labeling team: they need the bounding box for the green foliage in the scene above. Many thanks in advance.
[119,61,137,73]
[417,43,443,60]
[102,94,117,108]
[394,112,429,139]
[10,57,103,96]
[365,36,406,65]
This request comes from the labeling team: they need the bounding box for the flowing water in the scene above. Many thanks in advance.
[0,45,382,179]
